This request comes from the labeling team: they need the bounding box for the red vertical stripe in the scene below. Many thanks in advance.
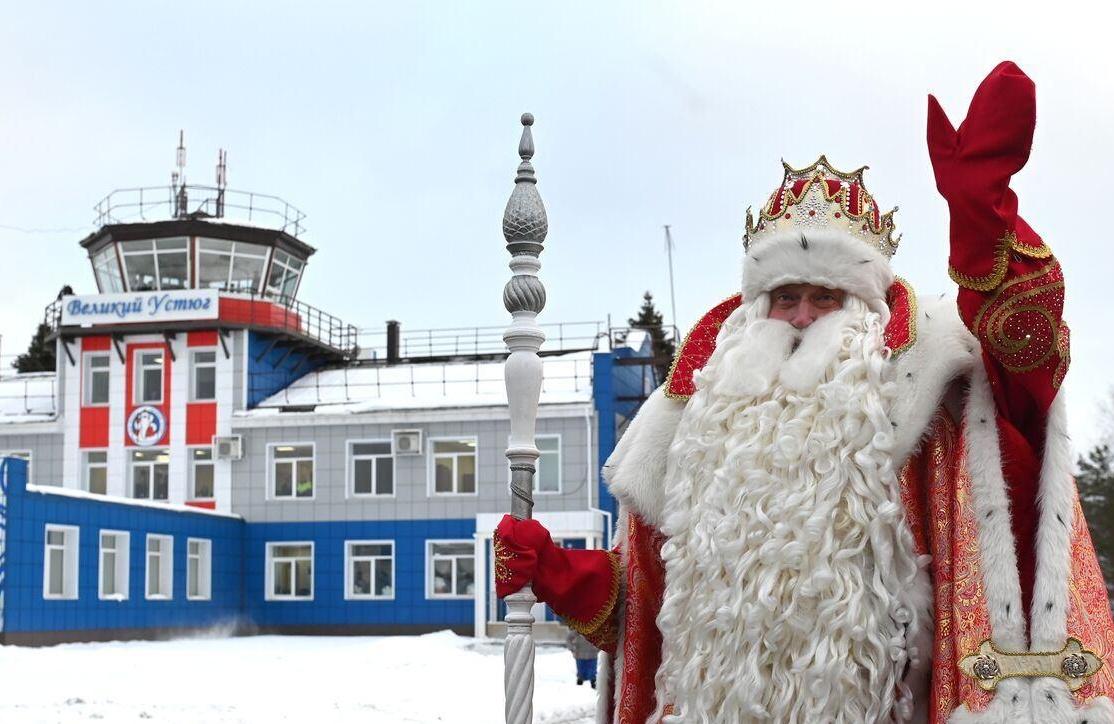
[79,407,109,448]
[123,342,172,447]
[185,402,217,446]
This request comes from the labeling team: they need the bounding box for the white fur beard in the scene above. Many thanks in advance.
[653,295,923,724]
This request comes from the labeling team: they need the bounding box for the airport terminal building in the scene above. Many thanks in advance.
[0,175,651,645]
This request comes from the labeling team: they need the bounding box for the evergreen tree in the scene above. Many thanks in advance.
[1077,443,1114,598]
[627,291,676,384]
[12,323,56,373]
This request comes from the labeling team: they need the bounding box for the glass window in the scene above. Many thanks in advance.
[346,541,394,599]
[84,353,110,406]
[131,449,169,501]
[99,531,130,600]
[350,441,393,496]
[428,541,475,598]
[266,249,305,299]
[432,439,477,495]
[84,450,108,495]
[191,349,217,401]
[43,525,79,600]
[198,239,233,289]
[190,448,214,499]
[229,251,265,293]
[271,444,313,498]
[92,246,124,293]
[154,238,188,289]
[197,238,269,293]
[122,242,158,291]
[187,538,212,600]
[535,436,561,493]
[120,238,188,291]
[267,543,313,600]
[134,350,164,404]
[146,534,173,599]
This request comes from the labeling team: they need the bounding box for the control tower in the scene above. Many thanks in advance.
[42,135,356,510]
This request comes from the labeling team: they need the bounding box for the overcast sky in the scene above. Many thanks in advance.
[1,1,1112,449]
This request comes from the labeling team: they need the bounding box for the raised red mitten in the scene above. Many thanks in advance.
[927,61,1041,290]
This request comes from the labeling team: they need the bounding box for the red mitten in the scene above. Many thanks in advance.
[494,514,552,599]
[494,514,618,631]
[927,61,1045,287]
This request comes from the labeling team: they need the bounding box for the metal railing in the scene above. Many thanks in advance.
[0,374,57,416]
[93,185,307,237]
[252,352,596,408]
[356,320,606,362]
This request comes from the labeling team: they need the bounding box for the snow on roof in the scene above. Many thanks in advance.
[0,372,57,422]
[23,482,242,519]
[243,350,595,416]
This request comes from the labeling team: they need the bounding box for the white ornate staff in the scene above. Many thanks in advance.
[502,112,547,724]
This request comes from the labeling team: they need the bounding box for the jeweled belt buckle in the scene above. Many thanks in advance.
[959,638,1103,691]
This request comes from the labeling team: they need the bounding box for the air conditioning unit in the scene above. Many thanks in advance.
[213,435,243,461]
[392,429,423,456]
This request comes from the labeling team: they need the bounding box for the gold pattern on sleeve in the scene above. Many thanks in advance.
[971,260,1065,374]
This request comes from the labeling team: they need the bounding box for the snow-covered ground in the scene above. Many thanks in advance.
[0,631,598,723]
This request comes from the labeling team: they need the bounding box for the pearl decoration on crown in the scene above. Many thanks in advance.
[744,155,901,259]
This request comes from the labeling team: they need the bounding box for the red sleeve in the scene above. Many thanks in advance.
[928,61,1071,616]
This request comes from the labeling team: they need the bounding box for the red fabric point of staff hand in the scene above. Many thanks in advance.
[494,514,617,629]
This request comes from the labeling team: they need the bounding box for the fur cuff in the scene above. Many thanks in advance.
[948,678,1114,723]
[742,227,894,305]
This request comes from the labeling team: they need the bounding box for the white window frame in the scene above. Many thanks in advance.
[265,541,315,601]
[43,524,79,600]
[265,249,304,298]
[133,349,165,404]
[506,434,562,495]
[428,436,479,497]
[344,540,395,601]
[189,348,218,402]
[83,449,108,495]
[267,443,315,500]
[83,352,111,406]
[426,539,477,600]
[347,439,395,498]
[187,538,212,601]
[189,446,215,500]
[534,434,562,494]
[98,530,130,601]
[145,534,173,600]
[130,449,169,501]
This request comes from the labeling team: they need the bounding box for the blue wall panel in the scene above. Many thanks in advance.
[1,458,243,635]
[245,518,475,629]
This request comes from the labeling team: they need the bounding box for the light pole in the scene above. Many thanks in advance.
[501,112,548,724]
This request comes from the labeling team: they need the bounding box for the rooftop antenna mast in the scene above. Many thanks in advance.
[215,149,228,217]
[663,224,678,333]
[172,130,188,218]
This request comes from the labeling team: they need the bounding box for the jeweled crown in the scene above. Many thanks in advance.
[744,156,900,258]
